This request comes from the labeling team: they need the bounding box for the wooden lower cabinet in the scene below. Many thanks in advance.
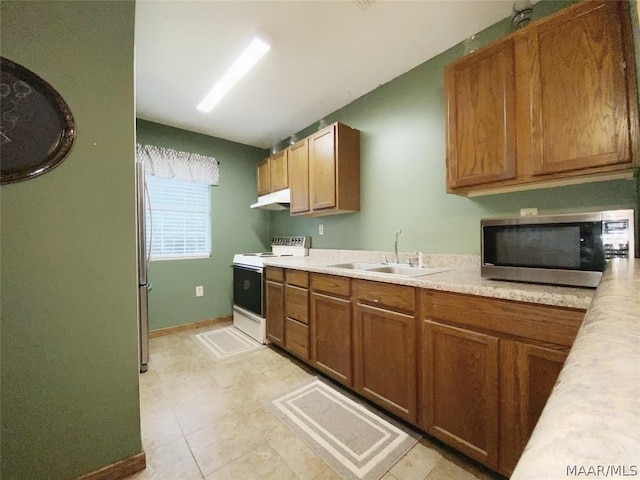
[421,320,500,469]
[421,289,582,476]
[499,340,568,475]
[265,268,285,346]
[285,284,309,324]
[284,318,309,360]
[310,274,353,387]
[353,280,417,423]
[267,271,583,477]
[354,302,417,423]
[284,271,310,360]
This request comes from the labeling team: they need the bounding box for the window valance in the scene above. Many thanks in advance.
[136,143,220,186]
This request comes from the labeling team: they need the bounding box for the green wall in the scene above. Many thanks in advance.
[271,0,639,254]
[136,120,268,330]
[0,1,141,479]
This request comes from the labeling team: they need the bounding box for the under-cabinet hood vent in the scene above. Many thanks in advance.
[250,188,291,210]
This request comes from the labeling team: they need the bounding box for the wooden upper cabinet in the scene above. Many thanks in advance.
[446,38,517,189]
[256,150,288,196]
[527,1,634,175]
[310,126,336,210]
[306,122,360,216]
[257,157,270,196]
[270,149,289,192]
[258,122,360,216]
[289,139,310,214]
[446,0,638,195]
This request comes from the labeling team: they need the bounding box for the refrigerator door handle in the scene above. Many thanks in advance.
[139,284,149,373]
[144,179,153,275]
[136,161,148,285]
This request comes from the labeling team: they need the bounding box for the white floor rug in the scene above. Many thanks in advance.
[195,326,265,361]
[265,377,421,480]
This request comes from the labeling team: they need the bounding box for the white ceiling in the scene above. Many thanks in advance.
[135,0,516,149]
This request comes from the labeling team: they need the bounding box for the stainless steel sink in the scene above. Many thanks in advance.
[366,265,450,277]
[328,262,385,270]
[328,263,450,277]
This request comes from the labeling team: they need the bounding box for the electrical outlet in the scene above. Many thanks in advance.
[520,208,538,216]
[195,286,204,297]
[319,224,324,235]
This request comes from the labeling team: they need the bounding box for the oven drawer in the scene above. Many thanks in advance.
[285,318,309,360]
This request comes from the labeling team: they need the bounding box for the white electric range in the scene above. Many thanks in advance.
[231,236,309,343]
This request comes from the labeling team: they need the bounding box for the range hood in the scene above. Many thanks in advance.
[250,188,291,210]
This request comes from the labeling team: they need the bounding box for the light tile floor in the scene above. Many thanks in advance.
[126,323,505,480]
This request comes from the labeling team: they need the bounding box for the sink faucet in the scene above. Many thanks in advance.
[394,229,402,264]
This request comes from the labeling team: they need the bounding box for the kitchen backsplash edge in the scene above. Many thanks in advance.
[307,248,481,271]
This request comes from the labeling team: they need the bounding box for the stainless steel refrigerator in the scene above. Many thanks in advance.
[136,161,150,373]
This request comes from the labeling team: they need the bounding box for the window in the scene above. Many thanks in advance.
[145,175,211,259]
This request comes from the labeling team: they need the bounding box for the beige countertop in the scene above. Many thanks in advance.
[263,249,594,310]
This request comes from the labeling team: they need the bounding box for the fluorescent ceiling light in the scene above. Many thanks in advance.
[197,36,271,112]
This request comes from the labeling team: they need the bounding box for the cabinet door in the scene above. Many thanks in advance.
[289,139,310,214]
[528,1,634,175]
[257,157,270,196]
[311,291,353,387]
[285,284,309,324]
[309,125,336,210]
[446,38,517,189]
[265,280,284,346]
[422,320,499,469]
[354,303,416,422]
[270,150,289,192]
[285,318,309,361]
[499,340,568,475]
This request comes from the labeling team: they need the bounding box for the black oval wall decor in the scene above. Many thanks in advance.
[0,57,76,184]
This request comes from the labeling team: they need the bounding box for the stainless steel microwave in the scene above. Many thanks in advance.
[481,210,635,288]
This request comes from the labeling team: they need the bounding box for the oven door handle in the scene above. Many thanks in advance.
[231,264,264,273]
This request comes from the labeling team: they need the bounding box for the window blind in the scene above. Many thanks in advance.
[146,175,211,259]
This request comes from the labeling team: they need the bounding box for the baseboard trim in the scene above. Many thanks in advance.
[149,315,232,338]
[76,451,145,480]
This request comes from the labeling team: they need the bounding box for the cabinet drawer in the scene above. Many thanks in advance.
[286,284,309,324]
[286,269,309,288]
[266,267,284,282]
[285,318,309,360]
[311,273,350,297]
[354,280,415,314]
[423,290,584,347]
